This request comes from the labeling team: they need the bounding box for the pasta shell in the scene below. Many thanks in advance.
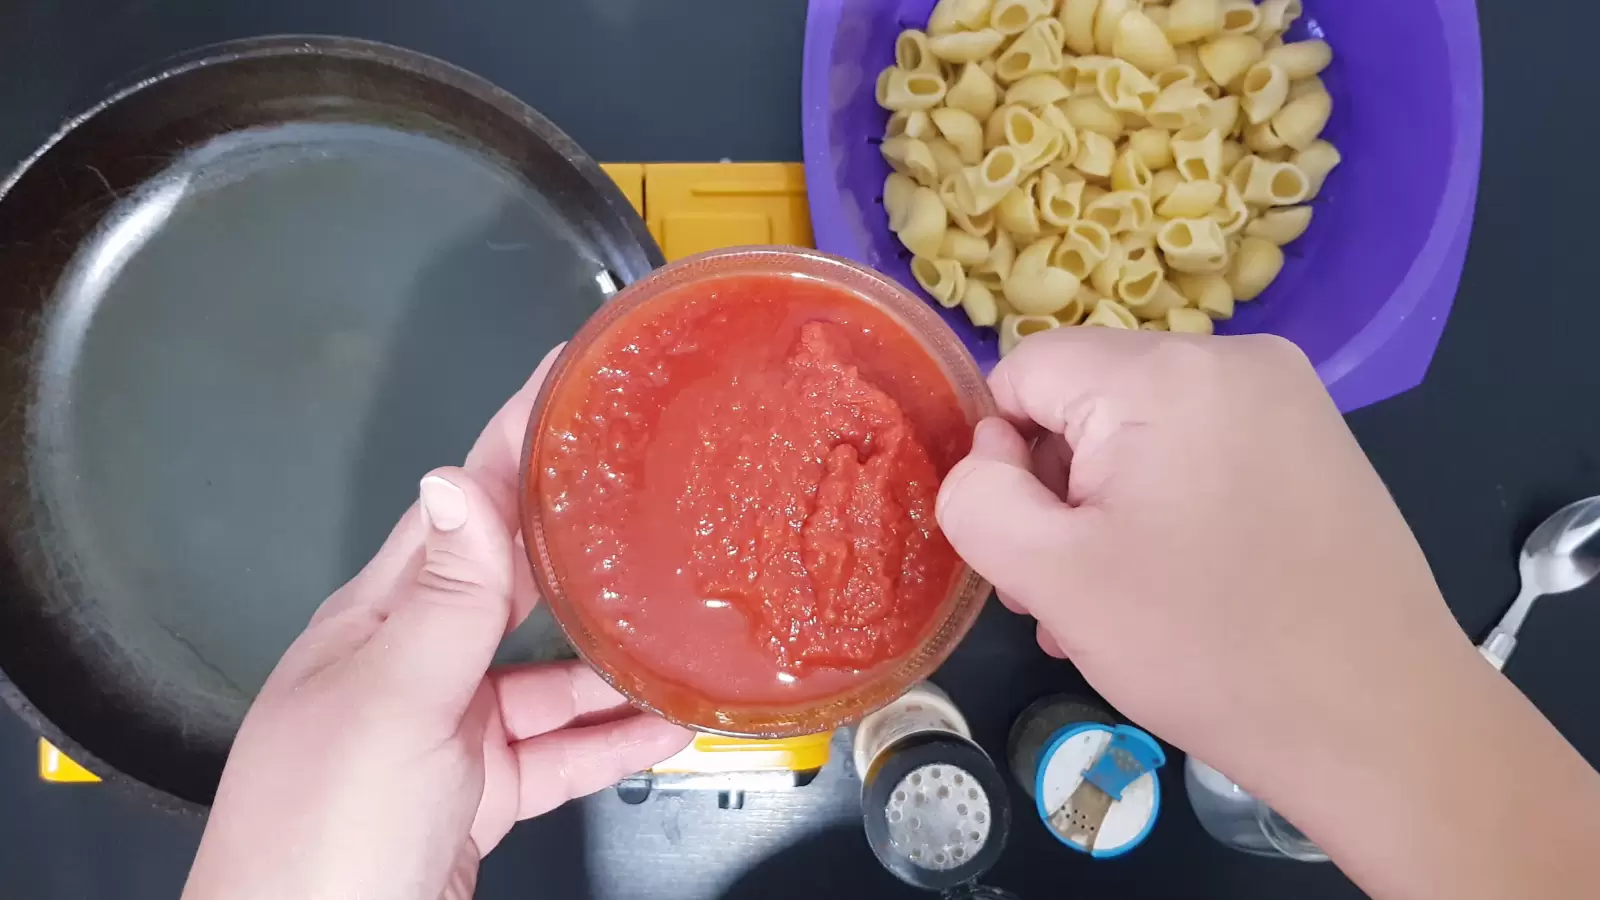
[1061,94,1125,137]
[1245,206,1314,245]
[1197,34,1264,89]
[1293,139,1342,198]
[882,135,941,186]
[1165,0,1221,45]
[1094,0,1135,56]
[1034,169,1088,228]
[1125,280,1189,321]
[1209,182,1251,236]
[895,30,942,74]
[999,314,1061,356]
[1059,0,1101,56]
[1239,63,1289,125]
[997,185,1044,238]
[964,146,1026,213]
[1255,0,1305,41]
[1269,89,1332,150]
[946,63,1000,119]
[896,187,949,258]
[883,172,920,231]
[995,19,1065,83]
[1158,218,1230,273]
[1147,83,1210,131]
[1005,236,1083,315]
[1084,190,1154,234]
[1218,0,1262,36]
[885,110,932,140]
[1097,58,1160,114]
[991,0,1050,36]
[1167,307,1215,334]
[1083,297,1140,329]
[1113,8,1178,73]
[1114,254,1167,308]
[1050,220,1114,280]
[926,137,967,181]
[1150,168,1185,205]
[1005,268,1083,317]
[1088,240,1125,297]
[1073,131,1117,179]
[1156,179,1223,218]
[929,0,994,34]
[911,256,967,307]
[975,227,1018,279]
[1005,74,1074,108]
[931,107,986,164]
[929,29,1008,65]
[1129,127,1174,170]
[1264,40,1332,80]
[1176,272,1235,319]
[961,279,1002,327]
[877,68,949,111]
[1227,236,1286,300]
[1171,125,1224,182]
[1110,145,1154,194]
[941,227,992,266]
[1154,64,1199,92]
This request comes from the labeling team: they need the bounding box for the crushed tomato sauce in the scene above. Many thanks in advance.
[537,273,970,704]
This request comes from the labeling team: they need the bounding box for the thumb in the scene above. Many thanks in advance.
[359,468,516,722]
[937,418,1082,606]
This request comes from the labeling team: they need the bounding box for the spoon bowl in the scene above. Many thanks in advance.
[1523,499,1600,593]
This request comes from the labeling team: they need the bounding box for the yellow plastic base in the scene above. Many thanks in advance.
[41,163,823,785]
[652,730,832,776]
[601,162,813,261]
[38,739,100,783]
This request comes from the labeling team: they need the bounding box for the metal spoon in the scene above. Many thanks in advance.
[1480,496,1600,671]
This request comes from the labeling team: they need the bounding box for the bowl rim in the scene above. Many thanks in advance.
[518,245,997,737]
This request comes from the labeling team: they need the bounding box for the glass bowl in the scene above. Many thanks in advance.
[520,246,995,737]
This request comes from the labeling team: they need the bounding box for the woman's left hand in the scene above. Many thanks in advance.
[183,347,692,900]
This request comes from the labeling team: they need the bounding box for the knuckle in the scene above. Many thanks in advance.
[417,546,494,599]
[1236,332,1311,372]
[1149,334,1224,383]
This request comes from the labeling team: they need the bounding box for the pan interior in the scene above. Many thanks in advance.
[0,41,650,805]
[38,121,598,704]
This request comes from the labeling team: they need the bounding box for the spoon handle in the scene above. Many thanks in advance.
[1478,583,1542,671]
[1479,630,1516,671]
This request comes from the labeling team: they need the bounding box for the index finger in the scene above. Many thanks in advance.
[463,343,565,527]
[989,328,1160,446]
[513,715,692,820]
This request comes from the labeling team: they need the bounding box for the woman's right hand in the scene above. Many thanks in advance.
[935,329,1600,900]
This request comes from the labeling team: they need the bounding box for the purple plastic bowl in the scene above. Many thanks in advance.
[802,0,1483,412]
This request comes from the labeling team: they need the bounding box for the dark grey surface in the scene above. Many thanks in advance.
[1,1,1597,899]
[2,0,806,172]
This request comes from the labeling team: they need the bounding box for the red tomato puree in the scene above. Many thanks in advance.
[537,273,970,705]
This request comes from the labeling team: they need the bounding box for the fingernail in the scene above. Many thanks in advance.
[934,459,973,524]
[971,418,1010,457]
[419,476,468,532]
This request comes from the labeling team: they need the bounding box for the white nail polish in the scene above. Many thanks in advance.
[419,476,469,532]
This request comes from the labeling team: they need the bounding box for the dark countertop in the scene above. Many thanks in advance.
[2,2,1597,898]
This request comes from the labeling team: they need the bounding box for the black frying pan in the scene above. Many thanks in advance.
[0,35,663,811]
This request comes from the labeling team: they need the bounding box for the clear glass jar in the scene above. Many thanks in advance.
[520,246,996,738]
[1185,757,1328,862]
